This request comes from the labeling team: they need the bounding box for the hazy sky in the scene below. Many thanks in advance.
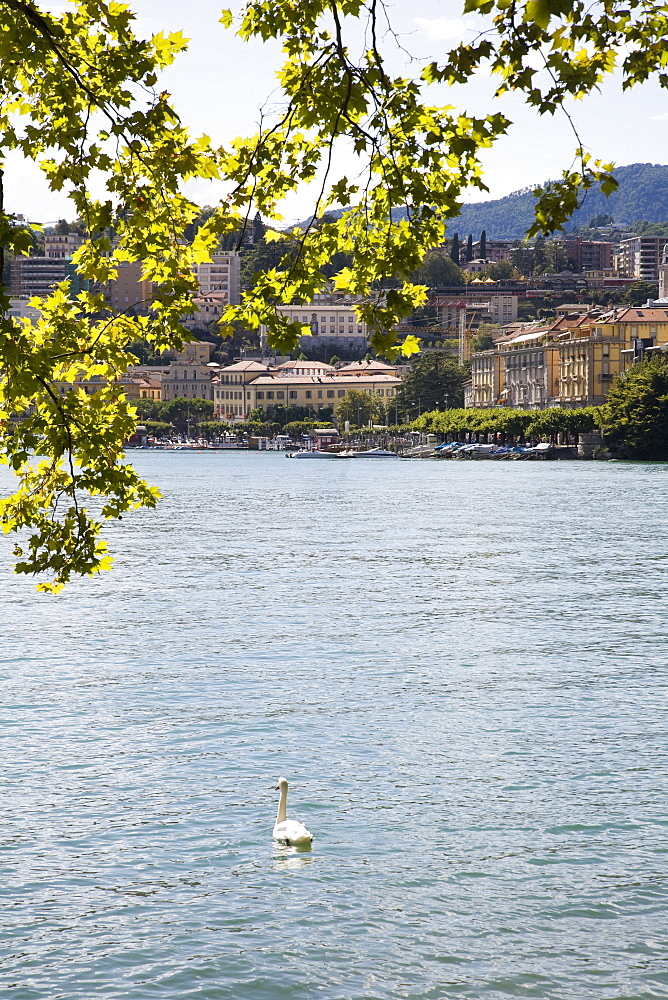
[7,0,668,225]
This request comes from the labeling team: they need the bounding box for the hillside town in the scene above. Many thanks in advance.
[8,218,668,429]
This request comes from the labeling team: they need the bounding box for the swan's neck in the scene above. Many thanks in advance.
[276,785,287,825]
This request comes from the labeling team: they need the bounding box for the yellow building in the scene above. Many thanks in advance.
[593,307,668,369]
[212,361,272,419]
[248,373,402,414]
[541,311,623,407]
[106,260,154,315]
[211,358,404,421]
[121,376,162,401]
[468,348,503,407]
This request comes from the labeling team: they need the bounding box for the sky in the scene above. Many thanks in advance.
[7,0,668,227]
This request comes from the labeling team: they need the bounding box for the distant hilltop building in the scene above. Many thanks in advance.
[44,233,84,258]
[260,303,369,353]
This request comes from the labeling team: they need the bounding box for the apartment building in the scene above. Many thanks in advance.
[614,237,668,281]
[472,238,515,262]
[107,260,154,314]
[562,236,613,272]
[10,256,70,295]
[195,252,241,303]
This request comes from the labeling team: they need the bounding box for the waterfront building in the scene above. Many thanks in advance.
[499,327,554,409]
[212,360,272,419]
[245,371,402,416]
[468,346,504,408]
[468,309,627,411]
[544,313,621,407]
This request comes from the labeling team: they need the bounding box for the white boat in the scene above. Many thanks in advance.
[287,450,343,459]
[352,448,398,458]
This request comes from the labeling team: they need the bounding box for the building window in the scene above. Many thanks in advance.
[317,390,323,399]
[337,389,345,397]
[277,391,285,399]
[305,390,312,399]
[327,390,334,398]
[289,391,297,399]
[257,392,264,400]
[266,391,274,400]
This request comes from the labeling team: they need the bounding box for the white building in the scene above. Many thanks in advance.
[261,303,368,351]
[195,252,241,304]
[614,237,668,282]
[161,363,214,402]
[182,292,229,331]
[44,233,84,258]
[8,296,42,323]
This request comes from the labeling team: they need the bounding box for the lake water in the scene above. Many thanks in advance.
[1,453,668,1000]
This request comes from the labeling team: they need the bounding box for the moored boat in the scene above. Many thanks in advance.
[351,448,398,458]
[287,450,344,459]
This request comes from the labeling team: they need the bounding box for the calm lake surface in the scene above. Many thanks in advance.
[1,453,668,1000]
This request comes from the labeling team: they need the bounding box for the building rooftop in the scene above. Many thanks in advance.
[276,360,334,371]
[337,359,397,372]
[220,361,272,372]
[247,373,402,386]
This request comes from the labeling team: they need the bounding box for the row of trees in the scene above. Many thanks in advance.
[413,407,598,443]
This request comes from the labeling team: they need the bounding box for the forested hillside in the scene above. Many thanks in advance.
[442,163,668,238]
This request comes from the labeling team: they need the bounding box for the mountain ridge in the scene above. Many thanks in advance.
[441,163,668,239]
[313,163,668,240]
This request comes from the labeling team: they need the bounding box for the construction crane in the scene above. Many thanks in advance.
[458,305,482,364]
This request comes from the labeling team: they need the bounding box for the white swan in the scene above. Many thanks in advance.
[272,776,313,847]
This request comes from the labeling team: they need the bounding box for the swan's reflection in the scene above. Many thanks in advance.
[272,842,314,871]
